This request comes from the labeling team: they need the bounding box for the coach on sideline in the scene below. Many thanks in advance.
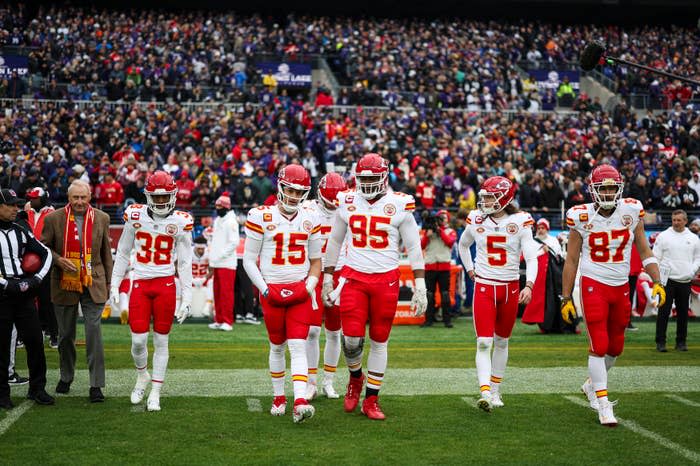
[0,188,55,409]
[653,209,700,352]
[42,180,112,402]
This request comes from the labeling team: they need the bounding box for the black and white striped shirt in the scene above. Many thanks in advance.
[0,220,52,280]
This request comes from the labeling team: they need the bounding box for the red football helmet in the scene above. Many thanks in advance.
[277,164,311,213]
[354,153,389,199]
[478,176,516,215]
[317,172,347,209]
[145,170,178,216]
[589,164,623,209]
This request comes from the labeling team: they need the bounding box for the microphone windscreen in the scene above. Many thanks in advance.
[580,41,606,71]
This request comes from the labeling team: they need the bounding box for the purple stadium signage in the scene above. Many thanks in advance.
[531,69,581,92]
[0,55,29,77]
[256,62,312,88]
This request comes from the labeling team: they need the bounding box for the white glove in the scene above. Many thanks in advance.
[306,275,319,310]
[175,302,191,324]
[411,277,428,317]
[328,277,346,306]
[322,274,335,307]
[109,286,120,309]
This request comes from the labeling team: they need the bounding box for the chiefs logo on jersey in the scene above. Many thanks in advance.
[166,224,178,236]
[303,220,313,232]
[622,214,633,227]
[506,223,519,234]
[263,213,273,222]
[383,204,396,216]
[133,222,141,229]
[348,205,357,212]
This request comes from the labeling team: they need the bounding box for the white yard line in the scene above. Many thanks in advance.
[664,394,700,407]
[563,396,700,464]
[246,398,262,412]
[0,401,32,437]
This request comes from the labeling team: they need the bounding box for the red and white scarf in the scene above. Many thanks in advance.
[60,204,94,292]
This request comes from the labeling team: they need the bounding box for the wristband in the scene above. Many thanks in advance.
[414,277,426,291]
[559,295,572,301]
[323,273,334,284]
[306,275,319,291]
[642,257,659,267]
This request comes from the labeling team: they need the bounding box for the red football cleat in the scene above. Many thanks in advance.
[344,374,365,413]
[361,395,386,420]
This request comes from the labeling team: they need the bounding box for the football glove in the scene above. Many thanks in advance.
[652,282,666,308]
[322,274,335,307]
[560,297,578,325]
[109,285,121,309]
[411,277,428,317]
[175,302,191,324]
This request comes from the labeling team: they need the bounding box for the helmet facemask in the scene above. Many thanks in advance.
[591,181,623,210]
[146,191,176,217]
[277,182,309,213]
[356,172,387,199]
[477,190,507,215]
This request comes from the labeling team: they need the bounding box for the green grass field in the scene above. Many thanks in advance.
[3,318,699,465]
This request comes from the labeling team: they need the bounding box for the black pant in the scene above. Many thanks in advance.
[425,269,451,325]
[235,259,256,318]
[0,294,47,399]
[37,276,57,339]
[656,279,691,346]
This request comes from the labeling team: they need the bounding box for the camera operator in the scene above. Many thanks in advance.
[420,210,457,328]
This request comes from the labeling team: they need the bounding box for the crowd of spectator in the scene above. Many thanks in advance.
[1,6,697,109]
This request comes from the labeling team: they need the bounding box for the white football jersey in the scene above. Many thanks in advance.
[244,204,322,284]
[334,191,417,273]
[460,210,537,282]
[305,199,348,270]
[192,247,210,285]
[566,199,644,286]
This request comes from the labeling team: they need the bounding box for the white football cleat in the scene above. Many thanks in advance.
[270,396,286,416]
[130,372,150,405]
[597,400,618,427]
[146,391,161,412]
[292,399,315,423]
[219,323,233,332]
[490,385,504,408]
[477,391,493,413]
[581,378,599,411]
[208,323,221,330]
[321,380,339,399]
[305,383,318,401]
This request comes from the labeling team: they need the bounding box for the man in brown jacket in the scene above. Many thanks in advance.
[42,180,113,402]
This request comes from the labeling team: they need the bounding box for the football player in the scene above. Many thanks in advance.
[110,171,194,412]
[458,176,539,412]
[192,236,214,318]
[243,164,322,424]
[304,172,347,400]
[561,164,665,426]
[322,153,427,420]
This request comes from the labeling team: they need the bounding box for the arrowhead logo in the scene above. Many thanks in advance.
[281,289,293,298]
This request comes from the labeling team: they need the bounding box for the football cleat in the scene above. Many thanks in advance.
[490,385,504,408]
[361,395,386,420]
[581,378,598,411]
[321,380,340,399]
[208,323,221,330]
[344,374,365,413]
[597,400,618,427]
[270,396,287,416]
[146,391,160,412]
[292,398,315,423]
[477,391,493,413]
[219,323,233,332]
[305,382,318,401]
[130,372,150,405]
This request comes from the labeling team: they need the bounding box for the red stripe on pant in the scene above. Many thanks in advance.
[213,267,236,325]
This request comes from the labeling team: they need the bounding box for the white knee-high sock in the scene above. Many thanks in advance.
[269,342,287,397]
[366,339,388,392]
[131,331,149,374]
[306,326,321,385]
[588,355,608,403]
[323,329,341,382]
[491,335,509,387]
[287,339,308,401]
[475,337,494,395]
[151,332,170,393]
[604,354,617,372]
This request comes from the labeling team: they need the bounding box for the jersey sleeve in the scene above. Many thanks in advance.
[308,209,323,260]
[521,212,535,230]
[175,210,194,233]
[620,198,645,220]
[565,205,589,233]
[122,204,144,228]
[244,207,265,241]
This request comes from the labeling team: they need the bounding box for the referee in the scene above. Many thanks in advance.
[0,189,55,409]
[653,209,700,352]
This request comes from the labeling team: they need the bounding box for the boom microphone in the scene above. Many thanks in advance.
[579,41,700,87]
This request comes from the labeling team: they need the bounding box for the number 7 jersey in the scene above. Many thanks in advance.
[566,199,644,286]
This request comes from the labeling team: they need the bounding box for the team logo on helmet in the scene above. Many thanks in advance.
[495,180,512,190]
[506,223,519,234]
[622,215,633,227]
[166,224,178,236]
[384,204,396,216]
[303,220,313,232]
